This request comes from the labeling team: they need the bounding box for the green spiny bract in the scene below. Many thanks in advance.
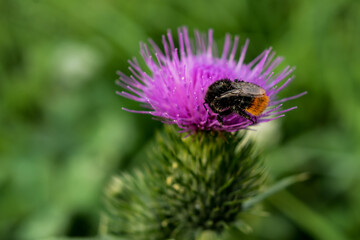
[102,126,265,240]
[101,171,162,240]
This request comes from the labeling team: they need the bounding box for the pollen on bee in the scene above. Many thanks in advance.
[246,95,269,116]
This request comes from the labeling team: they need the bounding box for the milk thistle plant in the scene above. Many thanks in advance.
[102,27,305,240]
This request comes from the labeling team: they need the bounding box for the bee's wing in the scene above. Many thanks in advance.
[218,89,264,99]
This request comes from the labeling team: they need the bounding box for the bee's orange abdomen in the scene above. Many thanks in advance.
[246,95,269,116]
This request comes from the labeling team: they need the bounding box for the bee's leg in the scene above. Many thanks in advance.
[217,115,223,125]
[235,108,256,124]
[217,108,233,126]
[203,102,208,111]
[203,102,211,116]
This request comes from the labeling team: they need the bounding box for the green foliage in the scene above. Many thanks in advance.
[1,0,360,239]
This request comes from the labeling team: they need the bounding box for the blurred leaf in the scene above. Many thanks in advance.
[243,173,309,210]
[269,191,348,240]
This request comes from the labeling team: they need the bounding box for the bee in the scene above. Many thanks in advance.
[204,79,269,124]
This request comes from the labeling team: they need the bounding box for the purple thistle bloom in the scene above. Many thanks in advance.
[117,27,306,133]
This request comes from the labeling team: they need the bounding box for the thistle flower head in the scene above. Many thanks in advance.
[117,27,305,133]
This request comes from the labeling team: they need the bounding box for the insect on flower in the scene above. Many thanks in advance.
[204,79,269,125]
[116,27,306,133]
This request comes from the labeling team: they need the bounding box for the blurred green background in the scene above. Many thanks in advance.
[1,0,359,239]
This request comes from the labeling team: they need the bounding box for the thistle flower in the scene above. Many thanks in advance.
[117,27,305,133]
